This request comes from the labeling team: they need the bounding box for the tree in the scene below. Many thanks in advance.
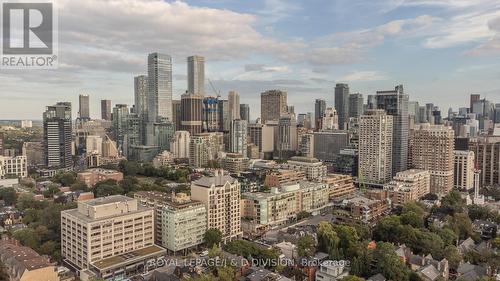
[401,211,424,228]
[0,187,17,205]
[439,191,465,215]
[296,211,311,220]
[443,245,461,269]
[492,237,500,249]
[373,215,401,242]
[335,225,360,258]
[119,160,141,176]
[13,228,40,250]
[317,222,340,259]
[53,171,76,186]
[204,228,222,248]
[297,234,316,258]
[120,176,139,194]
[373,242,410,281]
[402,202,426,217]
[436,228,458,247]
[216,266,234,281]
[447,212,474,240]
[339,276,364,281]
[70,181,88,192]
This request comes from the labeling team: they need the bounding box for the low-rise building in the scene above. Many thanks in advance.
[322,174,357,200]
[315,260,349,281]
[333,195,390,227]
[384,169,430,205]
[134,191,171,245]
[76,168,123,187]
[152,150,174,168]
[281,156,327,181]
[0,155,27,179]
[221,153,249,174]
[264,169,306,188]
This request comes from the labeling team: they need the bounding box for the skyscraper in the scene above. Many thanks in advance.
[218,99,230,132]
[410,124,454,195]
[230,119,248,156]
[100,100,111,121]
[240,104,250,123]
[172,99,182,131]
[134,75,148,117]
[187,55,205,96]
[43,102,72,170]
[261,90,287,124]
[334,83,349,130]
[112,104,130,152]
[78,94,90,119]
[202,96,219,132]
[321,107,339,131]
[228,91,240,122]
[0,132,4,156]
[315,99,326,130]
[470,94,480,113]
[147,53,172,122]
[181,93,203,135]
[376,84,409,175]
[348,93,364,119]
[359,109,393,185]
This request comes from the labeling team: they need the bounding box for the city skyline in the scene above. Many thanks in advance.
[1,0,499,119]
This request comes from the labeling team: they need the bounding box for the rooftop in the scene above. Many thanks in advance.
[91,245,166,270]
[84,195,133,206]
[192,170,236,188]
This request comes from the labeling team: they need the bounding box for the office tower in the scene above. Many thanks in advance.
[43,102,72,170]
[384,169,430,205]
[470,94,480,112]
[202,96,219,132]
[297,114,307,127]
[170,131,191,159]
[306,112,314,129]
[0,155,27,179]
[78,94,90,119]
[240,104,250,123]
[180,93,203,135]
[248,122,274,157]
[376,84,409,174]
[408,101,420,126]
[334,83,349,130]
[172,99,181,131]
[134,75,148,117]
[261,90,287,124]
[432,107,442,124]
[359,109,393,185]
[277,115,298,160]
[230,119,247,156]
[112,104,129,151]
[410,124,455,195]
[189,136,209,168]
[191,170,242,242]
[100,100,111,121]
[425,103,434,124]
[61,196,165,276]
[299,133,314,157]
[218,99,230,132]
[313,131,349,162]
[468,136,500,186]
[367,95,376,110]
[454,150,475,191]
[147,52,173,122]
[228,91,240,122]
[494,104,500,123]
[315,99,326,129]
[154,119,175,152]
[321,107,339,131]
[187,55,205,96]
[0,132,3,156]
[349,93,364,119]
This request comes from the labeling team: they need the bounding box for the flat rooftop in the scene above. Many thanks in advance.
[91,245,166,270]
[85,195,134,206]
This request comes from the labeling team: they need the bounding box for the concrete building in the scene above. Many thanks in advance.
[79,94,90,119]
[22,142,43,167]
[315,99,326,130]
[248,122,274,158]
[172,99,182,131]
[218,99,230,132]
[333,195,390,226]
[261,90,287,124]
[282,156,327,181]
[134,75,148,117]
[170,131,190,159]
[384,169,431,205]
[468,136,500,186]
[147,52,172,122]
[313,131,349,162]
[202,96,219,132]
[152,150,174,168]
[180,93,203,135]
[101,100,112,121]
[221,153,249,174]
[410,124,455,195]
[86,135,103,155]
[61,195,165,278]
[43,102,72,170]
[376,84,409,174]
[189,136,209,168]
[321,107,339,131]
[134,191,170,245]
[349,93,364,119]
[240,104,250,123]
[76,168,124,187]
[276,114,298,159]
[322,174,357,200]
[230,119,247,156]
[187,55,204,96]
[454,150,475,191]
[228,91,240,122]
[335,83,349,130]
[359,110,393,185]
[0,155,27,179]
[264,169,306,188]
[190,171,242,242]
[299,133,314,158]
[0,132,3,156]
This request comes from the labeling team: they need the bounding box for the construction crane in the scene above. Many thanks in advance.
[208,78,221,98]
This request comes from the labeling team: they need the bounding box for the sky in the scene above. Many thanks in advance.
[1,0,500,120]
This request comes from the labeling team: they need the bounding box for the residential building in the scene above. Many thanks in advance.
[152,150,174,168]
[79,94,90,119]
[322,174,357,200]
[313,131,349,162]
[230,119,247,156]
[321,107,339,131]
[189,136,209,168]
[61,195,165,278]
[196,132,224,160]
[359,110,393,185]
[202,96,219,132]
[261,90,287,124]
[282,156,327,181]
[172,99,182,130]
[264,169,306,188]
[134,191,170,245]
[240,104,250,123]
[190,170,242,242]
[22,142,44,167]
[335,83,349,130]
[384,169,431,205]
[147,52,172,122]
[299,133,314,158]
[349,93,364,118]
[276,114,298,159]
[454,150,475,191]
[468,136,500,186]
[170,131,190,159]
[248,122,274,157]
[0,132,3,156]
[376,84,409,174]
[43,102,72,170]
[228,91,240,122]
[101,100,112,121]
[187,55,205,96]
[315,99,326,129]
[76,168,124,187]
[218,99,230,132]
[333,195,390,226]
[410,124,455,194]
[316,260,349,281]
[0,155,27,179]
[134,75,148,117]
[180,93,203,135]
[221,153,249,174]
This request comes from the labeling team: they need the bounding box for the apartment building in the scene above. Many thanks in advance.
[468,136,500,186]
[384,169,430,205]
[134,191,171,245]
[264,169,306,188]
[281,156,327,181]
[454,150,475,191]
[322,173,357,200]
[61,195,165,279]
[333,195,390,227]
[0,155,27,179]
[190,170,242,242]
[221,153,249,174]
[77,168,124,187]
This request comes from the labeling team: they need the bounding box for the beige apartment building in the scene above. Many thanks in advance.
[322,173,357,200]
[454,150,475,191]
[77,168,124,187]
[134,191,171,245]
[0,155,27,179]
[410,124,455,194]
[190,170,242,242]
[359,110,393,185]
[281,156,327,181]
[61,195,165,279]
[468,136,500,186]
[264,169,306,188]
[384,169,430,205]
[221,153,249,174]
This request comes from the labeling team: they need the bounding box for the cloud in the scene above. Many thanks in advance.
[466,16,500,56]
[338,71,388,82]
[244,64,289,72]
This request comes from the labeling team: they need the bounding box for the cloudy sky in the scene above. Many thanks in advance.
[1,0,500,120]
